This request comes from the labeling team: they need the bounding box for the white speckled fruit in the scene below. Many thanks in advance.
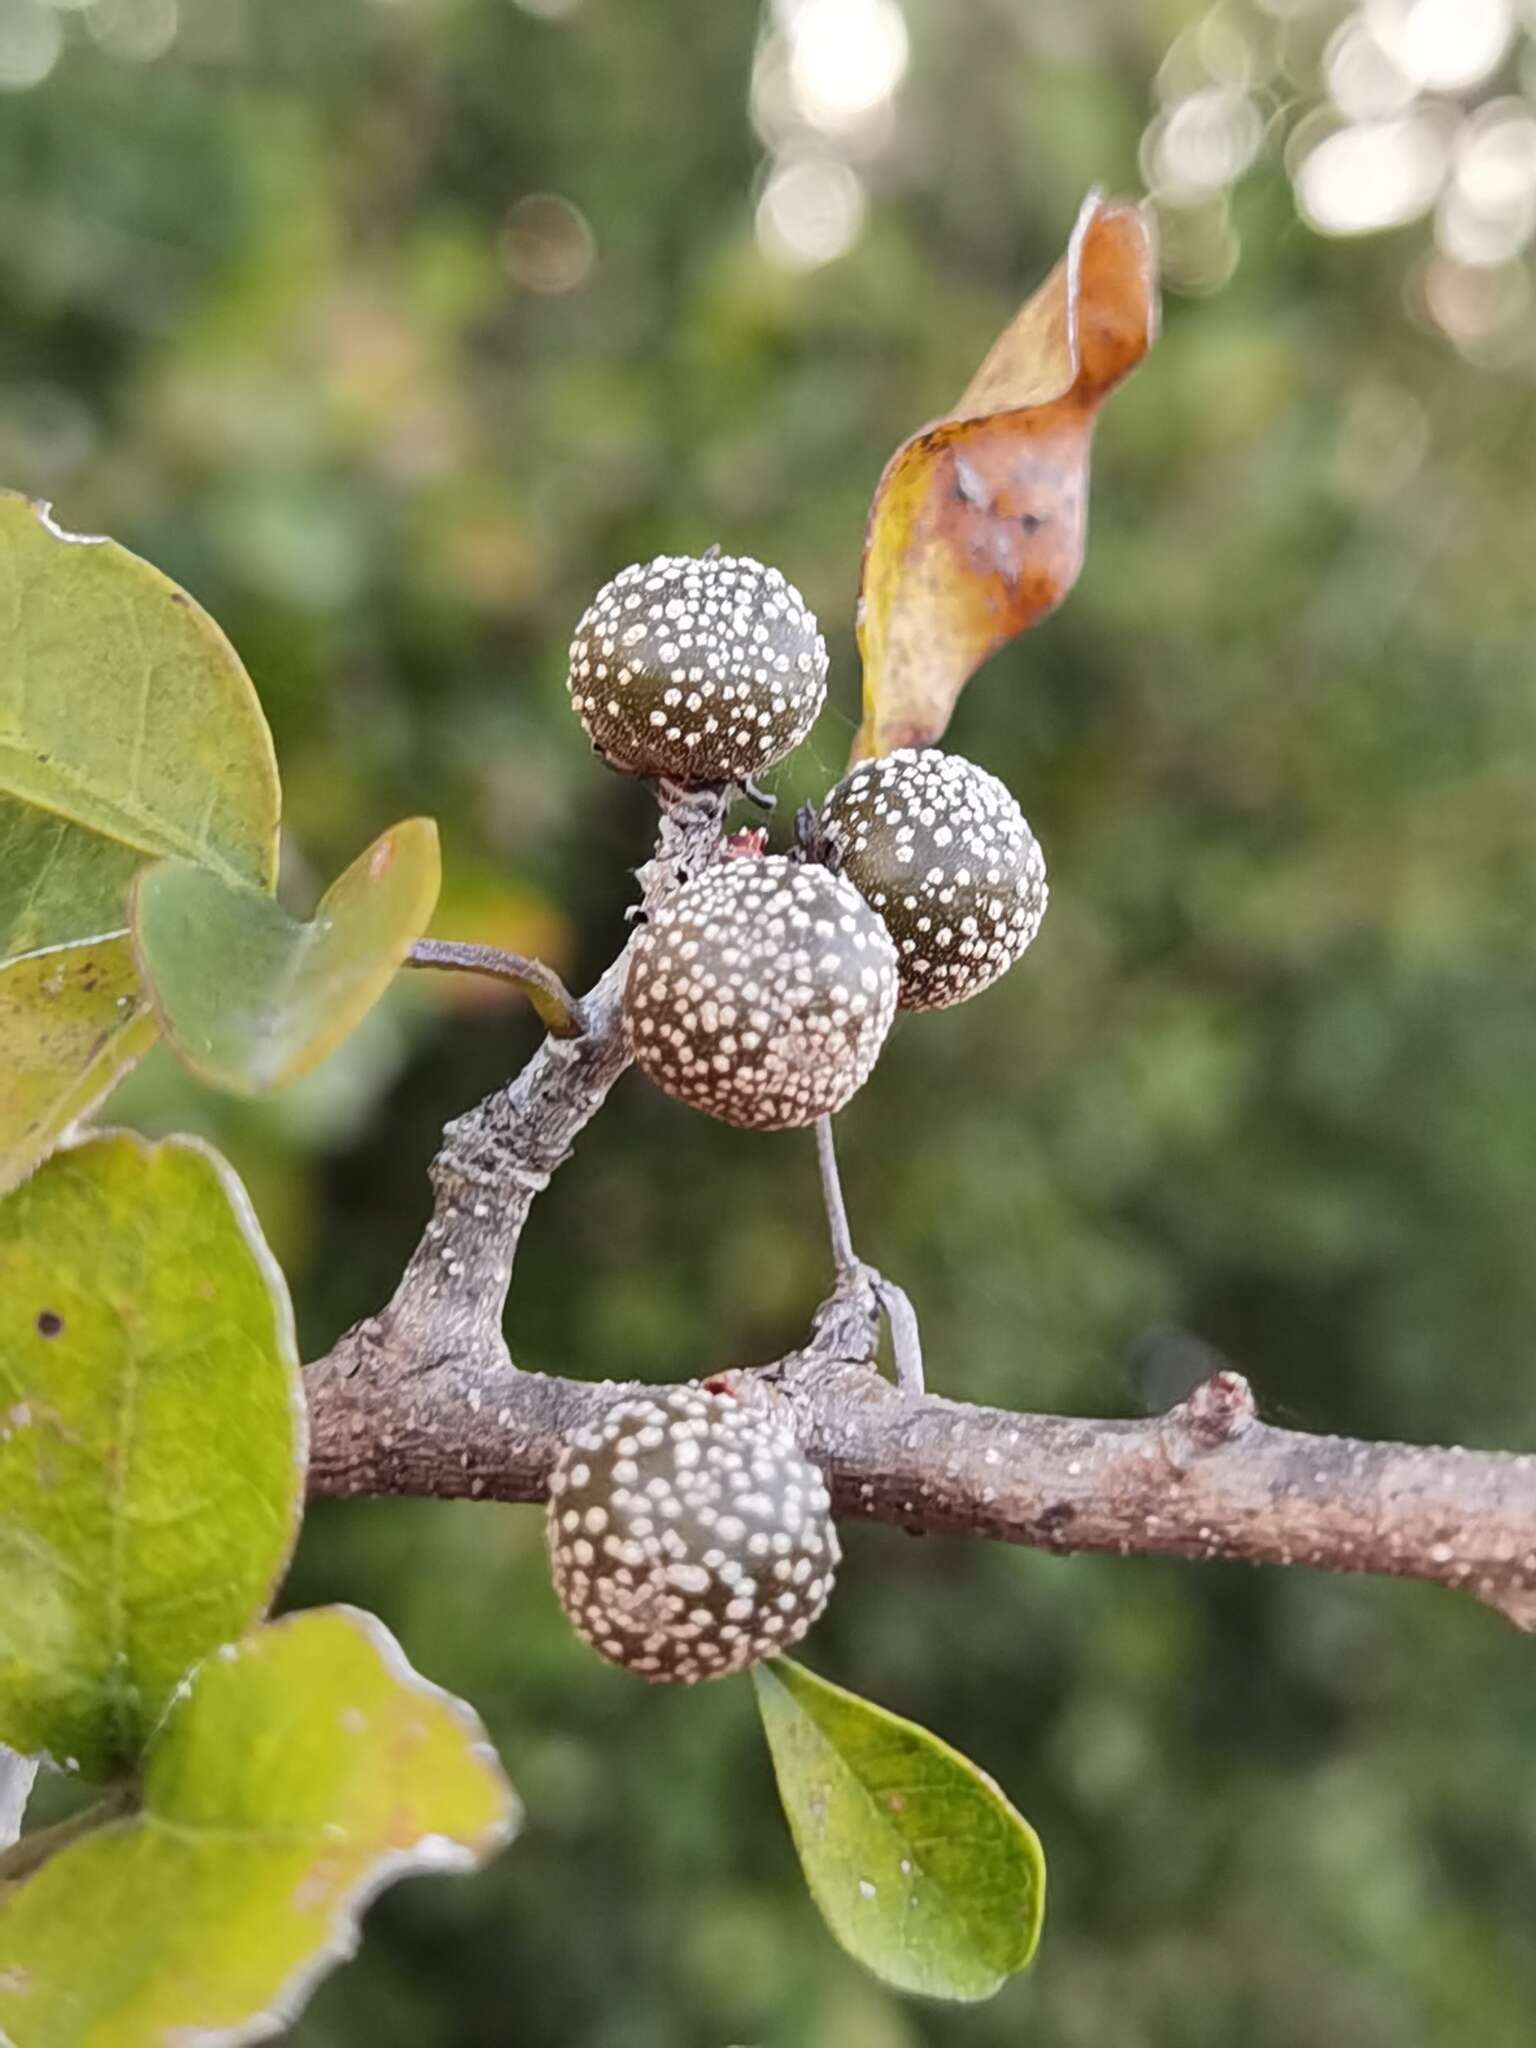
[567,553,827,785]
[547,1385,839,1683]
[624,854,898,1129]
[815,748,1047,1011]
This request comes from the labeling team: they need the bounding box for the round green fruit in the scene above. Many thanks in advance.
[813,747,1047,1011]
[625,854,897,1129]
[548,1385,840,1684]
[567,553,827,785]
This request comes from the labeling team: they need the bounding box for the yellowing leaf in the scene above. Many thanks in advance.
[0,1133,302,1779]
[131,818,441,1095]
[754,1658,1045,2002]
[854,193,1157,760]
[0,799,141,965]
[0,493,280,890]
[0,938,158,1196]
[0,1607,517,2048]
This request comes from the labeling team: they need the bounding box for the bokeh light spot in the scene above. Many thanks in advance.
[755,153,866,269]
[780,0,907,134]
[86,0,177,62]
[500,194,596,295]
[1324,17,1416,120]
[1366,0,1515,93]
[1296,114,1449,234]
[0,0,62,87]
[1145,87,1264,200]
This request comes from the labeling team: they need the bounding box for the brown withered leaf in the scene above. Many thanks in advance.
[853,192,1157,760]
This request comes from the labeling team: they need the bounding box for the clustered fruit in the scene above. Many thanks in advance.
[625,855,898,1130]
[549,548,1050,1681]
[547,1385,839,1683]
[567,553,827,785]
[813,747,1047,1012]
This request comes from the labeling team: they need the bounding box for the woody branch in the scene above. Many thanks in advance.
[303,798,1536,1637]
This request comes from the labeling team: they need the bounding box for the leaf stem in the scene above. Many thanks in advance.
[406,940,586,1038]
[0,1783,136,1887]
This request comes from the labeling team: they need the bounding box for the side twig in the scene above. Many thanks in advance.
[812,1114,924,1392]
[306,785,1536,1637]
[307,784,730,1418]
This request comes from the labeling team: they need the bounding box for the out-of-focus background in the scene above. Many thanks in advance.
[7,0,1536,2039]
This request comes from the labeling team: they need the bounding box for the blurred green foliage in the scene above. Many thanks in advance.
[7,0,1536,2042]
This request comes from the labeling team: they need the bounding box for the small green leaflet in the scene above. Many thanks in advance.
[753,1658,1046,2002]
[0,1132,304,1779]
[131,818,441,1095]
[0,1607,518,2048]
[0,493,280,892]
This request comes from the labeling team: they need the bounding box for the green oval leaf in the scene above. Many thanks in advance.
[131,817,441,1095]
[753,1658,1046,2002]
[0,1132,303,1779]
[0,1606,517,2048]
[0,798,141,965]
[0,938,158,1197]
[0,493,280,890]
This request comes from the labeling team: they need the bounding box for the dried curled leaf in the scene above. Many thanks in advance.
[854,192,1157,760]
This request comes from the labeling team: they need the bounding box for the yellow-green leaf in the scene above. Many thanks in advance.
[0,798,141,965]
[0,938,158,1196]
[0,1607,517,2048]
[0,493,280,890]
[854,192,1157,761]
[0,1133,303,1779]
[753,1658,1046,2002]
[131,817,441,1095]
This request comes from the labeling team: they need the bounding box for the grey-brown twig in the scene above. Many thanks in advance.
[307,785,729,1402]
[304,788,1536,1637]
[811,1114,924,1393]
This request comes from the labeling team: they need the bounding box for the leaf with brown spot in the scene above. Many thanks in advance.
[853,192,1157,761]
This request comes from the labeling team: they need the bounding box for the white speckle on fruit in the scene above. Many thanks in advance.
[816,748,1047,1012]
[547,1386,840,1684]
[567,554,827,785]
[625,856,897,1129]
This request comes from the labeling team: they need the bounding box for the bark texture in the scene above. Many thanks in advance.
[305,792,1536,1636]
